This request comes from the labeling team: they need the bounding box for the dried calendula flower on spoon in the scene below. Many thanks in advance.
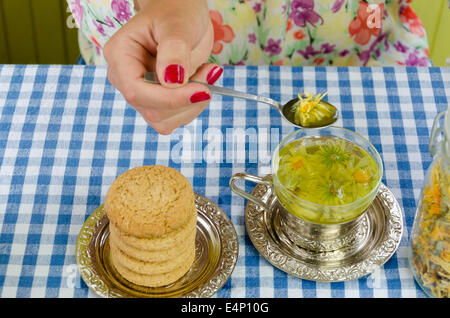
[292,92,338,128]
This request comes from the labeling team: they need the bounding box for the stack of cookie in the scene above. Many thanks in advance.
[105,165,197,287]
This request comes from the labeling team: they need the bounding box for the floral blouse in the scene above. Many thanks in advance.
[68,0,431,67]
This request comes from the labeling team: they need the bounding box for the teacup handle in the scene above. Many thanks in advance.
[229,173,272,211]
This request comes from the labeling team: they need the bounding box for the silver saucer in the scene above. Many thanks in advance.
[245,176,403,282]
[76,193,239,297]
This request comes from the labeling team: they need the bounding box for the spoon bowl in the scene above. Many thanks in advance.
[144,72,338,128]
[282,98,338,128]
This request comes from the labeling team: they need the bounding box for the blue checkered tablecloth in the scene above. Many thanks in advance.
[0,64,449,298]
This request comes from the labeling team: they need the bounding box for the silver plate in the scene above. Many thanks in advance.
[76,193,239,298]
[245,177,403,282]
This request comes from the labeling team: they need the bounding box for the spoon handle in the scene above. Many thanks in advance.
[144,72,282,109]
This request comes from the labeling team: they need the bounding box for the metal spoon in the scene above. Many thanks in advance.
[144,72,338,128]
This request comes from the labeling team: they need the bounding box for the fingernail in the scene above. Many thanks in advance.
[164,64,184,84]
[206,66,223,85]
[190,91,211,103]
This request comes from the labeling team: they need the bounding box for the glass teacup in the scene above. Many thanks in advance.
[230,127,383,252]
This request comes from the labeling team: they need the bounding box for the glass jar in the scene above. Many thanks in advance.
[409,108,450,298]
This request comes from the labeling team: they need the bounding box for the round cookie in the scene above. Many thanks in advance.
[111,249,195,287]
[109,229,196,263]
[108,202,197,251]
[105,165,195,238]
[110,240,195,275]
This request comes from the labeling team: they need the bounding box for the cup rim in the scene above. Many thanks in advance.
[272,126,384,210]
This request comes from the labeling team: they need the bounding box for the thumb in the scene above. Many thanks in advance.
[156,29,192,87]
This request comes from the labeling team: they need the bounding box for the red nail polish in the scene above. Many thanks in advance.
[164,64,184,84]
[190,91,211,103]
[206,66,223,85]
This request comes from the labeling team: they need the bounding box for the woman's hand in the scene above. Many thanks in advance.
[103,0,221,135]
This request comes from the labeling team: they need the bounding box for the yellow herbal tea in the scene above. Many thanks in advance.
[276,136,380,224]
